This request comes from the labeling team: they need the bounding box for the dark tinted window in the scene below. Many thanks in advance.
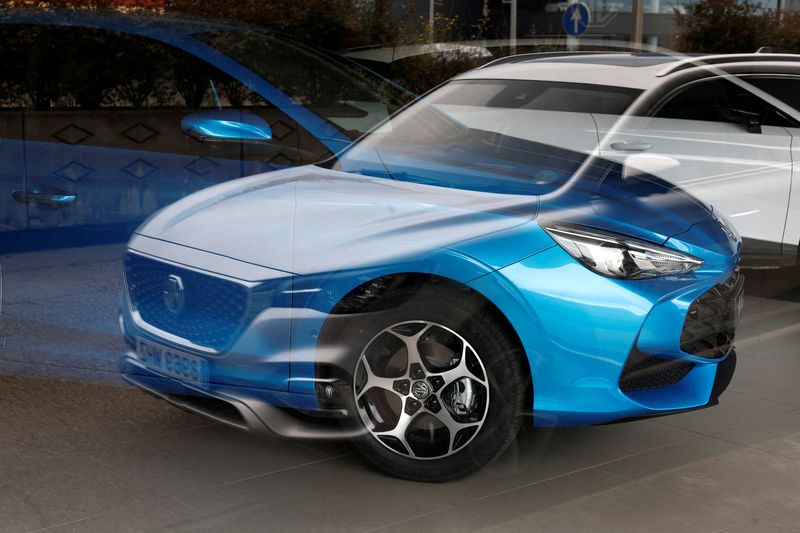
[746,76,800,113]
[655,78,794,127]
[427,80,642,115]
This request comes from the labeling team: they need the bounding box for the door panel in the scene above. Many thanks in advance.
[784,128,800,252]
[743,76,800,254]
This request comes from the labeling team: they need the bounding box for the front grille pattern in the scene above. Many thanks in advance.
[125,254,249,351]
[680,269,743,358]
[619,349,695,392]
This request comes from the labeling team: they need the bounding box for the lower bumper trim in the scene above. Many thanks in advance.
[121,371,252,431]
[121,356,366,441]
[602,349,737,425]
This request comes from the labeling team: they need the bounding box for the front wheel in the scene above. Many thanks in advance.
[336,286,527,481]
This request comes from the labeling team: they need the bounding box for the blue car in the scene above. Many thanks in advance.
[119,60,742,481]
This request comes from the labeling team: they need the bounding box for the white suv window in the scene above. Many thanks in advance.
[654,78,794,128]
[746,76,800,115]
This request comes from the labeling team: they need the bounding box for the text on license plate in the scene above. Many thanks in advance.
[136,339,209,388]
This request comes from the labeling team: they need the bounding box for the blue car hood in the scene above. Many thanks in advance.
[135,159,712,276]
[135,166,539,275]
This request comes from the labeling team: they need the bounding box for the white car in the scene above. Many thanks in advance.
[437,52,800,266]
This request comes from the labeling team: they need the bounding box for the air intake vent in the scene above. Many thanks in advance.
[619,349,695,392]
[680,269,744,358]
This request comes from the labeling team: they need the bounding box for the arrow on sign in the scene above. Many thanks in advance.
[571,7,583,34]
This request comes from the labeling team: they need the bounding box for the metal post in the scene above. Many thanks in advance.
[510,0,518,54]
[429,0,435,42]
[631,0,644,46]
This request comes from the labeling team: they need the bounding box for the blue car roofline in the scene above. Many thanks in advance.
[0,9,352,152]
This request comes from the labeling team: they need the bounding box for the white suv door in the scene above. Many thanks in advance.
[743,76,800,257]
[596,76,794,253]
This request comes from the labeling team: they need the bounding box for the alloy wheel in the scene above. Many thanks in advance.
[353,320,490,459]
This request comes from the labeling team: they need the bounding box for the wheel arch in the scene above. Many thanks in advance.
[311,271,534,413]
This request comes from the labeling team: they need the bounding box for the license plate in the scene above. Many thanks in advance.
[136,338,209,389]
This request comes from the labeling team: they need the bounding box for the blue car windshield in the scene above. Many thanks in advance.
[329,79,642,195]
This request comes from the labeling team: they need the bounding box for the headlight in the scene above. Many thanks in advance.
[542,222,703,279]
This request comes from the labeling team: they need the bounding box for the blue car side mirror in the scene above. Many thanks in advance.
[181,110,273,143]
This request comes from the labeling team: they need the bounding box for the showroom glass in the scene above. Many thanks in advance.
[329,79,641,194]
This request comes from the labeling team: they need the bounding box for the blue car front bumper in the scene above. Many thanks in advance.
[471,243,742,427]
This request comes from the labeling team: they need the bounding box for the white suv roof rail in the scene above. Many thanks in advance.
[478,51,632,69]
[657,53,800,76]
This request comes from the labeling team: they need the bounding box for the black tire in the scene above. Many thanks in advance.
[325,283,527,482]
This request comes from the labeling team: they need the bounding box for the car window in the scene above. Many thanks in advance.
[745,76,800,114]
[654,77,794,127]
[427,80,641,114]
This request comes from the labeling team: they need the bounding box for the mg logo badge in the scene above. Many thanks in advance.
[163,274,185,314]
[411,381,431,400]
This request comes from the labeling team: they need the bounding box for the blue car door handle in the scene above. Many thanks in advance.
[12,188,77,208]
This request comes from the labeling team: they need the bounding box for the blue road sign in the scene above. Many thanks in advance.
[563,3,590,37]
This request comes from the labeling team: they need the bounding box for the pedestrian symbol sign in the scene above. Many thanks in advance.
[563,3,590,38]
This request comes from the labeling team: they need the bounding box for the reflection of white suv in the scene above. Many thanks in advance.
[442,52,800,265]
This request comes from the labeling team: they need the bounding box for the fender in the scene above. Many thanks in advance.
[287,243,551,395]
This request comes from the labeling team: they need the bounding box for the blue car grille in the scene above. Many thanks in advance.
[680,269,744,359]
[124,253,249,352]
